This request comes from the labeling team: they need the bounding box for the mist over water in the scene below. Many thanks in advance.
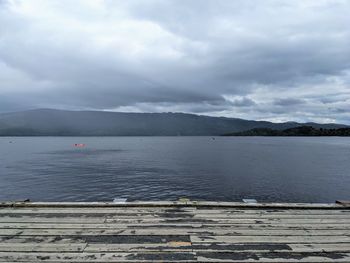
[1,136,349,203]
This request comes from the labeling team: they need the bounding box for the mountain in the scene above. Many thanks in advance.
[223,126,350,136]
[0,109,347,136]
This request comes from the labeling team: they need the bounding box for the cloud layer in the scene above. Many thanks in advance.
[0,0,349,123]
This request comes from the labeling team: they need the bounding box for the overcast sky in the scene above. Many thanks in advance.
[0,0,349,123]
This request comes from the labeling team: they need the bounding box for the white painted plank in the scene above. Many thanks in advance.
[1,228,349,236]
[0,243,86,252]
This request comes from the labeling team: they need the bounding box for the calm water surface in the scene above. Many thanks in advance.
[0,137,349,203]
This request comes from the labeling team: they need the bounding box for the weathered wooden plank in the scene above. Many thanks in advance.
[1,216,349,224]
[1,242,349,254]
[2,208,349,215]
[2,234,350,245]
[105,218,350,224]
[83,243,350,253]
[0,203,349,262]
[336,200,350,205]
[84,243,193,253]
[196,252,350,262]
[288,243,350,253]
[1,251,350,262]
[0,222,202,229]
[0,208,197,214]
[0,252,198,262]
[193,209,350,214]
[0,236,86,244]
[0,217,106,223]
[191,214,350,219]
[1,228,349,236]
[0,243,86,252]
[191,235,350,244]
[1,222,350,230]
[0,235,191,244]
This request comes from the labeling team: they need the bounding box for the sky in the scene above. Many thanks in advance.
[0,0,350,123]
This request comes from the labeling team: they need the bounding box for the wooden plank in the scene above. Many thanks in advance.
[336,200,350,205]
[288,243,350,253]
[196,252,350,262]
[2,216,350,224]
[0,243,86,252]
[84,243,350,253]
[157,223,350,229]
[0,217,106,223]
[0,252,197,262]
[191,235,350,244]
[193,209,350,214]
[84,243,193,252]
[1,252,350,262]
[105,218,350,224]
[2,234,350,245]
[0,208,197,214]
[1,222,350,230]
[0,223,203,229]
[0,242,350,254]
[0,235,191,245]
[1,203,350,262]
[191,214,350,219]
[2,208,349,216]
[1,228,349,236]
[0,236,86,244]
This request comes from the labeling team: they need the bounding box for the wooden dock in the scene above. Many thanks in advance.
[0,201,350,262]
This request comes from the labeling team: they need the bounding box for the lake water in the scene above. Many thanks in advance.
[0,137,349,203]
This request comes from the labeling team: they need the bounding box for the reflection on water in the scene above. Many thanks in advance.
[0,136,350,202]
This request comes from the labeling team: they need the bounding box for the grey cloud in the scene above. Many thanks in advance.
[274,98,306,106]
[227,97,256,107]
[330,108,349,114]
[320,94,350,104]
[0,0,349,123]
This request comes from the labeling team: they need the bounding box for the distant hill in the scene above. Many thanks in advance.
[223,126,350,136]
[0,109,347,136]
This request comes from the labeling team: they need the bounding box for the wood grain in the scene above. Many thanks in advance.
[0,202,349,262]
